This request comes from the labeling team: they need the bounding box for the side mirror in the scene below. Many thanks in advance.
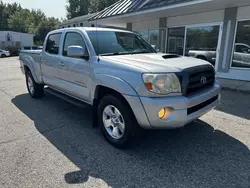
[67,45,89,59]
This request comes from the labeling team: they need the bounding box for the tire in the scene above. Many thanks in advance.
[97,94,139,148]
[25,71,44,98]
[1,54,6,58]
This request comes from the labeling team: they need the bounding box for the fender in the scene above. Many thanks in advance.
[91,74,138,101]
[21,54,43,84]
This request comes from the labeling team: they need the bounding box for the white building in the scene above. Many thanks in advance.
[89,0,250,81]
[0,31,34,50]
[59,13,97,28]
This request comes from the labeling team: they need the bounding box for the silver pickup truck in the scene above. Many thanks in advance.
[19,27,220,147]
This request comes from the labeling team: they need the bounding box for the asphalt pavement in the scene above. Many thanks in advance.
[0,57,249,188]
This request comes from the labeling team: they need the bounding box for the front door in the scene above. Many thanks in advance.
[57,31,91,103]
[41,33,62,88]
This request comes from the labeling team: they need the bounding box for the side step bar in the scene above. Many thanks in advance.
[44,87,91,108]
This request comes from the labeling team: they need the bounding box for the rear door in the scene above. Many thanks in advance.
[57,31,91,102]
[41,33,62,88]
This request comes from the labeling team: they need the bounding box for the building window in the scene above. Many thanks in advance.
[80,23,83,27]
[137,30,149,42]
[136,29,166,52]
[68,25,70,28]
[231,20,250,69]
[167,27,185,55]
[167,25,221,66]
[185,25,220,65]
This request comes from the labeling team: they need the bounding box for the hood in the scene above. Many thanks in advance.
[101,53,212,73]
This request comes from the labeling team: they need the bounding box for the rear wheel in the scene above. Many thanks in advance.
[1,54,6,58]
[97,95,139,148]
[25,71,44,98]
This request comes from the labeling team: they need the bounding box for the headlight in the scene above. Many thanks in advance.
[142,73,181,94]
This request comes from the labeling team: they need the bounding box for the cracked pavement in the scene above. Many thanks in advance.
[0,57,249,188]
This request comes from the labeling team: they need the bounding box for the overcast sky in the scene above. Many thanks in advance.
[2,0,67,18]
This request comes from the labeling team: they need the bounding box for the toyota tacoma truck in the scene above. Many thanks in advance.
[19,27,220,147]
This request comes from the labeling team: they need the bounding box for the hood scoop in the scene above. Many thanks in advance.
[162,54,180,59]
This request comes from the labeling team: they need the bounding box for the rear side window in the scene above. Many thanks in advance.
[23,46,31,50]
[32,46,39,50]
[63,32,86,56]
[45,33,61,54]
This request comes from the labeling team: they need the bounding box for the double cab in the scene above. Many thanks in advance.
[19,27,220,147]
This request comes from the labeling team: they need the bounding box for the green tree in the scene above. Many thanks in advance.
[66,0,120,19]
[89,0,118,13]
[66,0,89,19]
[34,17,60,45]
[8,9,30,33]
[0,2,22,30]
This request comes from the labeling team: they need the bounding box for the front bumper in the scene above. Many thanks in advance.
[125,81,220,129]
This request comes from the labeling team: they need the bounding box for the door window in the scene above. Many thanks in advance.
[45,33,62,55]
[63,32,86,57]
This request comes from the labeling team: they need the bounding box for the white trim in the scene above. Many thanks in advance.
[185,22,223,28]
[183,27,187,56]
[229,20,238,69]
[215,24,223,72]
[217,69,250,81]
[96,0,212,21]
[222,20,231,69]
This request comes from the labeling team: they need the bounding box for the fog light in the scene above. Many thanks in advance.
[158,108,170,120]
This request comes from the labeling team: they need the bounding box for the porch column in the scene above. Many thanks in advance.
[159,17,167,52]
[217,7,238,72]
[126,23,132,31]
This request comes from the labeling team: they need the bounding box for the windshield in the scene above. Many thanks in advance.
[87,30,156,56]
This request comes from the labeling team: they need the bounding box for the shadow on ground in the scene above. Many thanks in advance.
[12,93,250,188]
[215,90,250,120]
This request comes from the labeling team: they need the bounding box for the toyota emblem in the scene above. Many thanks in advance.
[200,76,207,85]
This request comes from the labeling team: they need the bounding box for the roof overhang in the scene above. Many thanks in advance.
[92,0,250,25]
[90,0,211,21]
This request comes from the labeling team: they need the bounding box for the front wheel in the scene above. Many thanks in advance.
[97,95,139,148]
[25,71,44,98]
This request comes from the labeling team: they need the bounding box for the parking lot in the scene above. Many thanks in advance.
[0,57,249,188]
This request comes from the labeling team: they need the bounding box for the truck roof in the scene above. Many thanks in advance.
[52,27,133,34]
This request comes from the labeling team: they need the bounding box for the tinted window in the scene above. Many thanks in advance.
[45,33,61,54]
[87,31,155,55]
[23,46,31,50]
[32,46,39,50]
[63,32,86,56]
